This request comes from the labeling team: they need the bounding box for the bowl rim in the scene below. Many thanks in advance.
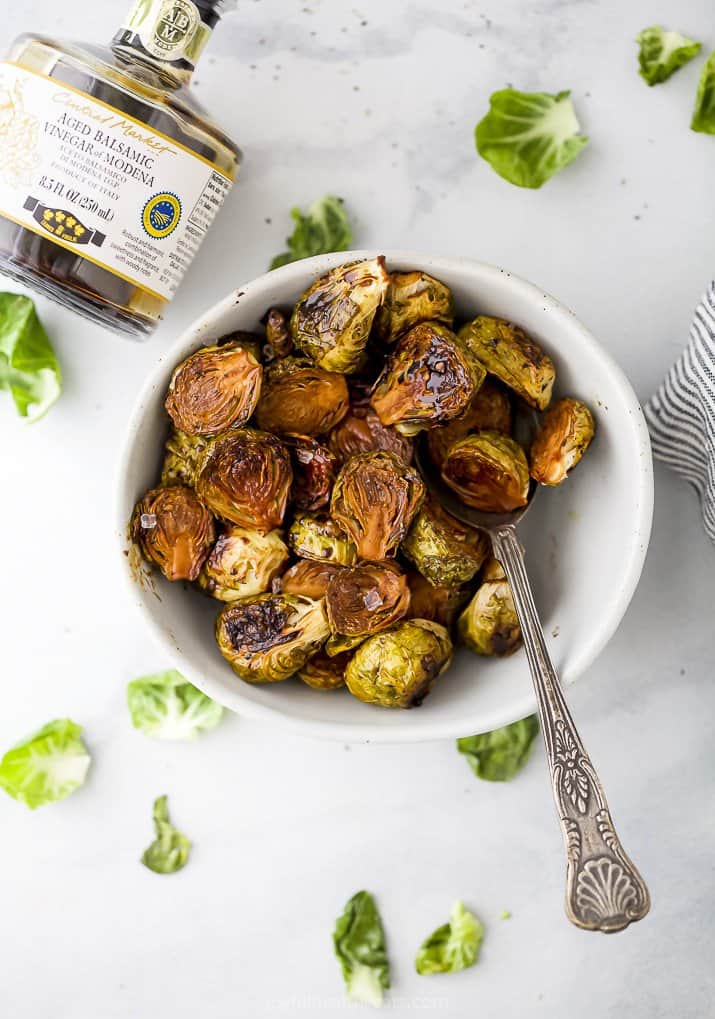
[115,250,654,743]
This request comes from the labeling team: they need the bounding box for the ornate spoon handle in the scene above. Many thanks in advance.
[491,524,650,933]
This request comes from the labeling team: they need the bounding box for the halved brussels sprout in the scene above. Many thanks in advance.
[282,433,337,512]
[426,379,512,469]
[406,571,471,627]
[458,576,521,656]
[373,270,454,343]
[325,632,366,657]
[290,257,389,373]
[441,431,530,513]
[371,322,486,436]
[326,561,410,637]
[288,513,357,565]
[263,307,293,359]
[197,526,289,601]
[458,316,555,411]
[254,357,349,436]
[279,559,345,599]
[529,398,595,486]
[344,619,453,708]
[401,497,490,587]
[331,451,425,560]
[297,650,350,690]
[196,429,292,531]
[160,430,210,487]
[480,556,506,581]
[215,593,330,683]
[328,382,414,466]
[131,485,215,582]
[164,342,263,437]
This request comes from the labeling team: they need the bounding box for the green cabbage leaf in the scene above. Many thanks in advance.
[141,795,191,874]
[127,669,223,741]
[0,719,90,808]
[333,890,390,1007]
[457,715,539,781]
[0,293,61,421]
[270,195,352,269]
[636,26,701,86]
[415,901,484,975]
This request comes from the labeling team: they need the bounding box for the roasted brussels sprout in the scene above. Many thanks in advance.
[406,571,470,627]
[458,316,555,411]
[215,593,330,683]
[217,330,263,362]
[263,307,293,359]
[325,632,367,657]
[160,430,209,487]
[279,558,345,599]
[371,322,486,436]
[401,498,490,587]
[529,398,595,486]
[291,257,389,373]
[197,526,289,601]
[426,379,513,469]
[441,431,530,513]
[331,451,425,560]
[282,433,337,512]
[196,429,292,531]
[480,556,506,581]
[344,620,453,708]
[254,356,349,437]
[288,513,357,565]
[373,270,455,343]
[131,485,215,582]
[328,383,414,466]
[458,575,521,656]
[296,650,350,690]
[164,342,263,438]
[326,561,410,637]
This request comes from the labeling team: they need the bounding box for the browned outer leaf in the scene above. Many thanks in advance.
[131,485,215,582]
[165,343,263,437]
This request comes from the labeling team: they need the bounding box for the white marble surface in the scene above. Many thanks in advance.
[2,1,715,1015]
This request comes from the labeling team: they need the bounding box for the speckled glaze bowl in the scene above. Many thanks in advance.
[115,252,653,743]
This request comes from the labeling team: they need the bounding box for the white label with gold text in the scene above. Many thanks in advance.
[0,62,232,301]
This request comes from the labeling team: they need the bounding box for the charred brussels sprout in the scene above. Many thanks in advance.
[215,593,330,683]
[279,559,345,599]
[160,430,209,487]
[131,485,215,582]
[406,571,470,627]
[373,270,454,343]
[426,379,512,469]
[530,397,595,485]
[345,620,453,708]
[328,383,414,466]
[216,330,263,362]
[198,526,289,601]
[255,357,349,437]
[195,429,292,531]
[164,342,262,437]
[263,307,293,359]
[458,316,555,411]
[401,498,490,587]
[458,574,521,656]
[326,561,410,637]
[282,433,337,512]
[290,257,389,373]
[331,451,425,560]
[371,322,486,436]
[442,432,530,513]
[297,650,350,690]
[288,513,357,565]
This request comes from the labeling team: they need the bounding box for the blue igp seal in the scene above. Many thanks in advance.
[142,193,182,239]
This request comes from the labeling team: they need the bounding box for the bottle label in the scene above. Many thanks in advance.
[0,61,233,302]
[122,0,212,65]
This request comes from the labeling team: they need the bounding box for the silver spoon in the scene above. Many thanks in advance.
[415,430,650,933]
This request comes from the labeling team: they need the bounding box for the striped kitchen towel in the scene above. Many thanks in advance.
[645,281,715,542]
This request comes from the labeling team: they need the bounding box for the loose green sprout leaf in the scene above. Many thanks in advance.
[0,719,90,809]
[270,195,352,270]
[500,910,512,920]
[333,890,390,1007]
[141,795,191,874]
[636,26,701,86]
[127,669,223,741]
[691,52,715,134]
[457,715,539,781]
[0,293,61,421]
[415,901,484,976]
[475,89,588,189]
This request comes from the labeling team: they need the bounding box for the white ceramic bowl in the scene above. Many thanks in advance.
[116,252,653,743]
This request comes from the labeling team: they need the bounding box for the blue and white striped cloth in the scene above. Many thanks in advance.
[645,282,715,542]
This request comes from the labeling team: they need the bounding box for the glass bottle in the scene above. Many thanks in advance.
[0,0,240,337]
